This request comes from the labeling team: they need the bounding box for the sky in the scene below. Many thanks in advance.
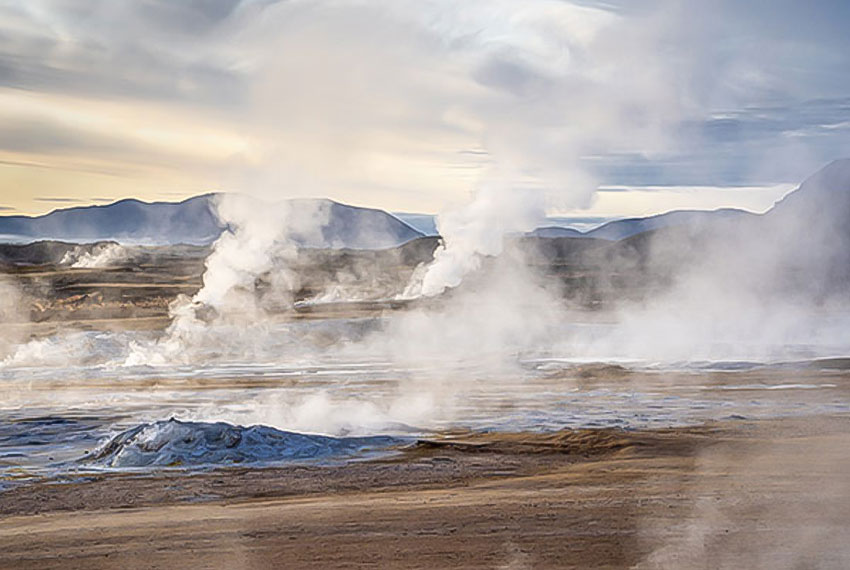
[0,0,849,217]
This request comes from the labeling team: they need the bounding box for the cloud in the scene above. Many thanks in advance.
[33,197,78,203]
[582,98,850,188]
[231,0,703,211]
[0,0,849,213]
[0,1,248,105]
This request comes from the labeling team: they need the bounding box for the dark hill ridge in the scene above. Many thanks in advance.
[0,240,114,267]
[0,195,424,249]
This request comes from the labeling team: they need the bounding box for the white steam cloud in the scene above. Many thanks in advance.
[404,179,547,298]
[376,1,695,297]
[3,1,848,442]
[214,1,698,300]
[60,243,127,269]
[0,277,28,360]
[125,194,330,366]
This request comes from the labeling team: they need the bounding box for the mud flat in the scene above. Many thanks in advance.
[1,415,848,569]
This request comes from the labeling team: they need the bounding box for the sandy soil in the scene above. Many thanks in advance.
[1,417,848,569]
[2,259,849,568]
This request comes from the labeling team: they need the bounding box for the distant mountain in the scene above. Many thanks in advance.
[0,195,424,249]
[289,199,424,249]
[539,216,613,233]
[393,213,439,236]
[396,209,761,241]
[761,158,850,289]
[394,212,615,238]
[766,158,850,229]
[529,209,758,241]
[528,226,585,238]
[0,195,222,245]
[569,159,850,301]
[7,158,845,253]
[584,208,757,241]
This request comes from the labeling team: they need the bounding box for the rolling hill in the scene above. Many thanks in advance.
[0,195,423,249]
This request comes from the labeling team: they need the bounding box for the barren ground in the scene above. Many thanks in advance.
[1,417,848,569]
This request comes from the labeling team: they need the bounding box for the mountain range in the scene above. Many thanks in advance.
[0,194,423,249]
[0,194,222,245]
[1,159,847,249]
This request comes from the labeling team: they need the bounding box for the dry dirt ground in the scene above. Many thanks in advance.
[2,256,849,568]
[1,417,848,569]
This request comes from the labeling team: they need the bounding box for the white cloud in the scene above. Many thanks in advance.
[0,0,848,213]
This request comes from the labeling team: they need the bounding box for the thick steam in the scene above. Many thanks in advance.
[0,277,28,360]
[403,181,546,298]
[125,194,330,366]
[60,243,127,269]
[2,2,848,440]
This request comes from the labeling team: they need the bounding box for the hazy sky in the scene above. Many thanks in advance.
[0,0,849,216]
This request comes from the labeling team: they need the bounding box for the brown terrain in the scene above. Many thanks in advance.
[0,234,703,331]
[1,239,439,329]
[1,417,848,569]
[1,242,849,568]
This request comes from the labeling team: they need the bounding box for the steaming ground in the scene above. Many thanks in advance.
[3,250,850,486]
[3,164,850,566]
[3,0,850,561]
[2,310,850,484]
[2,249,850,570]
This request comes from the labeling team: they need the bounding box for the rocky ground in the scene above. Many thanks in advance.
[1,417,848,569]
